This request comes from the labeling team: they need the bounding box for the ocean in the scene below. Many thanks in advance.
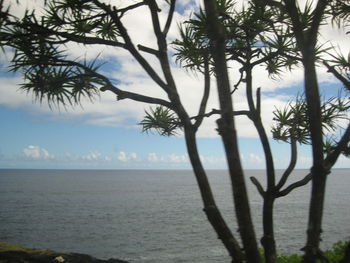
[0,169,349,262]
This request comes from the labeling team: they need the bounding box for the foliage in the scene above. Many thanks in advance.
[272,94,350,148]
[0,0,119,108]
[323,241,349,263]
[258,241,349,263]
[1,0,350,263]
[139,106,182,136]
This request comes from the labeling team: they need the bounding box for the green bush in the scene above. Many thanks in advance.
[323,241,348,263]
[259,241,349,263]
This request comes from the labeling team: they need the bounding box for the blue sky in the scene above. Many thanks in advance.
[0,0,349,170]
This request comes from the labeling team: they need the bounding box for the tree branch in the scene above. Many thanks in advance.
[101,84,173,108]
[231,69,244,94]
[190,108,221,121]
[147,0,164,44]
[277,173,312,197]
[194,55,210,130]
[251,49,282,67]
[325,124,350,169]
[276,138,297,190]
[163,0,176,36]
[6,20,127,48]
[307,0,328,47]
[282,0,305,48]
[137,44,160,57]
[250,176,265,197]
[117,1,146,17]
[256,87,261,115]
[50,57,173,109]
[323,61,350,91]
[91,0,168,90]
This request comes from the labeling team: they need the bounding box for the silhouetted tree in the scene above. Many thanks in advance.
[1,1,349,263]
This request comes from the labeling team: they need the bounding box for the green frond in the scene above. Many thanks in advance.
[329,0,350,28]
[139,106,182,137]
[272,93,350,147]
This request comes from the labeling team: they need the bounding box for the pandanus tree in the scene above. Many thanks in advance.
[0,0,252,262]
[1,0,350,263]
[254,1,350,262]
[172,1,350,262]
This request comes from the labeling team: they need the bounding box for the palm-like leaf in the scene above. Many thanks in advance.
[272,94,350,147]
[140,106,182,137]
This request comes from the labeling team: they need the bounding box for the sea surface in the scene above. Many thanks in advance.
[0,169,349,262]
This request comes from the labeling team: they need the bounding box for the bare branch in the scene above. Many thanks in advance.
[190,108,220,121]
[137,44,160,57]
[251,49,282,68]
[323,61,350,91]
[118,1,146,17]
[325,124,350,169]
[147,0,164,44]
[256,87,261,115]
[231,69,244,94]
[50,57,173,109]
[163,0,176,36]
[194,55,210,130]
[250,176,265,197]
[101,84,173,108]
[91,0,168,90]
[276,138,297,190]
[282,0,305,48]
[307,0,328,47]
[277,173,312,197]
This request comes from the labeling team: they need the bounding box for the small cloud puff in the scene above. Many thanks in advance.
[118,151,137,162]
[22,145,54,160]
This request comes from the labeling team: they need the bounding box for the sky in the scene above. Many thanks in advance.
[0,0,349,170]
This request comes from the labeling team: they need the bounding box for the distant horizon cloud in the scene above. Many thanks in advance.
[22,145,54,160]
[1,0,348,140]
[1,0,349,170]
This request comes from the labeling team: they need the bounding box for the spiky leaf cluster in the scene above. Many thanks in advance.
[173,0,300,79]
[0,0,128,107]
[173,0,237,72]
[43,0,120,41]
[272,94,350,150]
[140,106,182,137]
[329,0,350,29]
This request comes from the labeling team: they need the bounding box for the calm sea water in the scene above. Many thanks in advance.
[0,169,349,262]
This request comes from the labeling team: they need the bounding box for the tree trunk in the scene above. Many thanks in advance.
[183,124,244,263]
[246,66,277,263]
[301,52,327,263]
[203,1,261,263]
[261,196,277,263]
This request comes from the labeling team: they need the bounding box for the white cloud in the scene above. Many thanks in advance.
[22,145,54,160]
[118,151,137,162]
[148,152,158,162]
[81,151,103,161]
[200,155,226,166]
[1,0,349,141]
[249,153,263,165]
[169,153,189,163]
[146,152,190,165]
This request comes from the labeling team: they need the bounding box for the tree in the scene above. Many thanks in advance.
[173,1,350,262]
[1,1,349,263]
[254,1,350,262]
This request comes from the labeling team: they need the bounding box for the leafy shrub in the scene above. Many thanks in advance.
[259,241,349,263]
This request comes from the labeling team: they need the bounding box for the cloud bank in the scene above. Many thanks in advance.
[0,0,348,140]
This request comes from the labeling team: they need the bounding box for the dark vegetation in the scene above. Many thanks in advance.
[0,242,129,263]
[0,0,349,262]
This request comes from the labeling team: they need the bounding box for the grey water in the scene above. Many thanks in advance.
[0,169,349,262]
